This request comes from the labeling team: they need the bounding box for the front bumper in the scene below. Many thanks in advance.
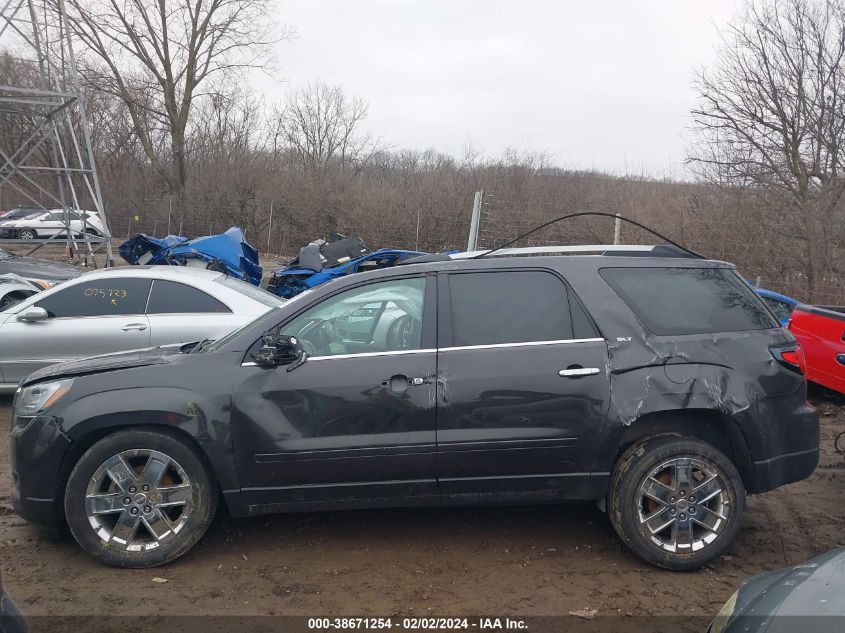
[10,414,72,529]
[0,228,19,239]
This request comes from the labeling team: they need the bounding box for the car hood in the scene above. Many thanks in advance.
[726,547,845,632]
[0,255,81,281]
[21,345,185,386]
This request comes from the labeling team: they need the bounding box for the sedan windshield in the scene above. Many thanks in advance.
[203,307,282,352]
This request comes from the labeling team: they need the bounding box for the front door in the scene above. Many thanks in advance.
[436,269,611,497]
[0,277,152,382]
[232,275,438,506]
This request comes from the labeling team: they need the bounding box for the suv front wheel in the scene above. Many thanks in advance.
[608,435,745,571]
[64,429,218,567]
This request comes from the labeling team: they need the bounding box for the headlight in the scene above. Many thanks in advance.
[708,590,739,633]
[14,379,73,419]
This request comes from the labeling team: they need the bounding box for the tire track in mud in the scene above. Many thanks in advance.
[756,492,816,566]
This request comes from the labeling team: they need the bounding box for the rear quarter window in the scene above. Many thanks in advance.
[600,267,777,335]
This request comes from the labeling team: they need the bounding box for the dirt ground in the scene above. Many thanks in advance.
[0,395,843,627]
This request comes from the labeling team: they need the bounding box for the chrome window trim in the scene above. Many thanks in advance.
[239,339,604,366]
[439,338,604,352]
[241,348,437,366]
[308,348,437,361]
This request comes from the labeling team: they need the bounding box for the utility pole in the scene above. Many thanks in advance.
[415,208,421,251]
[613,213,622,245]
[267,201,274,254]
[467,190,483,251]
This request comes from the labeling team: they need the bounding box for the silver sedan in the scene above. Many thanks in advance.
[0,266,282,392]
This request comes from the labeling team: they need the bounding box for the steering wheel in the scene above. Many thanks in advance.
[386,314,418,350]
[293,318,333,356]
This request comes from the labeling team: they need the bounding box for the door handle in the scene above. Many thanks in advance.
[121,323,147,331]
[558,366,600,378]
[381,375,426,393]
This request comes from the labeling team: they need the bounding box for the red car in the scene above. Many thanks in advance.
[788,304,845,394]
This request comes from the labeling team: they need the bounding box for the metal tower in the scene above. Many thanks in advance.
[0,0,113,265]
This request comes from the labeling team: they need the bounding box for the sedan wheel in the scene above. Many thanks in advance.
[17,229,36,240]
[65,429,217,567]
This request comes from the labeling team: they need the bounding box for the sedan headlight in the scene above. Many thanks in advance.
[14,379,74,419]
[708,590,739,633]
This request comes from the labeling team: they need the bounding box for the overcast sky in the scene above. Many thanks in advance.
[264,0,742,178]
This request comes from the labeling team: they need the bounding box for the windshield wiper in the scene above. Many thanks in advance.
[190,338,213,354]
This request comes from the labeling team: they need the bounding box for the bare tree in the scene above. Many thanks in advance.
[273,81,381,175]
[63,0,287,200]
[688,0,845,297]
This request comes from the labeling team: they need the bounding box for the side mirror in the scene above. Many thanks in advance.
[252,333,305,367]
[16,306,48,322]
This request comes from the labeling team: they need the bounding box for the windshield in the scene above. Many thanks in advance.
[203,288,314,353]
[204,307,282,352]
[213,275,282,307]
[0,293,28,312]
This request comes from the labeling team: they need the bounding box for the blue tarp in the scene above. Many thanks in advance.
[119,227,262,286]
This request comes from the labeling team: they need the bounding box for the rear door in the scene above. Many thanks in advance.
[436,269,610,497]
[0,277,151,382]
[145,279,244,345]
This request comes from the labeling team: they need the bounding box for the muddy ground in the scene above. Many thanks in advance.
[0,396,843,629]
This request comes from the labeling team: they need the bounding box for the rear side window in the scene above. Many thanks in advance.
[36,278,151,317]
[600,267,777,335]
[214,275,280,307]
[448,271,583,346]
[761,296,794,322]
[146,280,231,314]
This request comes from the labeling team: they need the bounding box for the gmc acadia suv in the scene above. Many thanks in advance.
[10,245,819,569]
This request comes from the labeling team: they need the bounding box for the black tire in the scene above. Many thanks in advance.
[17,229,36,240]
[607,435,745,571]
[64,428,218,568]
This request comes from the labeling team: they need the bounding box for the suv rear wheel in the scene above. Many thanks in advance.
[64,429,217,568]
[607,435,745,570]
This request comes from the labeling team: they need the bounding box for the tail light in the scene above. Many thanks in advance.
[770,343,806,374]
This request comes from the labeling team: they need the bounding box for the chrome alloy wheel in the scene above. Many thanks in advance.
[85,449,194,552]
[636,457,729,553]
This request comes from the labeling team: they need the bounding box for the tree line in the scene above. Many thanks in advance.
[0,0,842,303]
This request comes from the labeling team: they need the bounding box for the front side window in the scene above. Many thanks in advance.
[280,277,426,357]
[448,271,575,346]
[146,280,231,314]
[36,278,151,318]
[600,267,778,335]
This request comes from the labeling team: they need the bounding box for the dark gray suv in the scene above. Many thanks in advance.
[10,245,819,570]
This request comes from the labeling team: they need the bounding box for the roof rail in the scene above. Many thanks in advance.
[449,244,701,259]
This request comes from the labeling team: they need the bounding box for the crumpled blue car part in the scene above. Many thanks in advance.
[119,227,262,286]
[267,248,427,298]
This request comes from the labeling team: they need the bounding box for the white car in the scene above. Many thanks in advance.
[0,266,282,391]
[0,208,106,240]
[0,274,40,311]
